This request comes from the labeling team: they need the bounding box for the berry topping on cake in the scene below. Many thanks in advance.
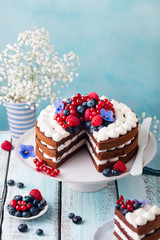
[53,92,115,133]
[113,161,127,173]
[88,92,99,101]
[91,115,102,127]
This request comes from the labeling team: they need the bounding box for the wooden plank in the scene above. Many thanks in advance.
[117,174,160,205]
[1,138,59,240]
[0,132,11,220]
[61,181,117,240]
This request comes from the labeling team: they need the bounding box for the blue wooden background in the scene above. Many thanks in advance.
[0,0,160,130]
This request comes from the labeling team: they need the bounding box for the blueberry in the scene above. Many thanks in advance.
[102,168,112,177]
[22,211,31,218]
[115,204,120,210]
[68,213,75,219]
[33,199,39,207]
[29,195,34,202]
[9,207,16,216]
[7,179,15,186]
[77,105,86,115]
[113,170,121,176]
[87,99,97,108]
[17,182,24,188]
[72,216,82,224]
[122,209,129,216]
[133,202,142,210]
[90,125,98,134]
[66,127,73,133]
[63,109,70,116]
[15,211,22,217]
[7,204,11,210]
[98,125,105,130]
[18,223,28,233]
[23,196,30,203]
[13,195,23,201]
[36,229,44,236]
[82,102,87,107]
[104,121,112,127]
[85,121,91,129]
[40,199,47,207]
[30,207,39,216]
[66,98,72,104]
[38,203,44,211]
[73,126,80,134]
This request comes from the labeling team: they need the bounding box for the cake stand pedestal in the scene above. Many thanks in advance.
[67,182,108,193]
[15,128,157,193]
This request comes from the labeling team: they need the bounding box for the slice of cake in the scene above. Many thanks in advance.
[35,92,138,172]
[114,195,160,240]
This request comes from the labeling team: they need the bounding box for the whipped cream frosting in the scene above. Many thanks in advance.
[37,97,138,142]
[125,204,160,227]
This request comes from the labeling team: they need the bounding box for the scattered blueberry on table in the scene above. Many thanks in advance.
[18,223,28,232]
[36,229,44,236]
[68,213,82,224]
[17,182,24,188]
[7,179,15,186]
[68,213,75,219]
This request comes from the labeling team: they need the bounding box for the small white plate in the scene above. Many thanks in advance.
[93,218,116,240]
[5,196,48,221]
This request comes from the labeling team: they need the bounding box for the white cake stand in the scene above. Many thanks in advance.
[15,128,157,193]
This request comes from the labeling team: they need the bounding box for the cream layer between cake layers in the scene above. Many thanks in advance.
[35,96,138,171]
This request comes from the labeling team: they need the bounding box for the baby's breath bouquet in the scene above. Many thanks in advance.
[0,27,79,108]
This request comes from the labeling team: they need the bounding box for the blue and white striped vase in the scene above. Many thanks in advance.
[5,102,36,139]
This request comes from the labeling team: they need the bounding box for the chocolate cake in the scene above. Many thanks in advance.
[35,92,138,172]
[114,196,160,240]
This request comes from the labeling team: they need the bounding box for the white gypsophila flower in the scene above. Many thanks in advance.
[0,27,80,106]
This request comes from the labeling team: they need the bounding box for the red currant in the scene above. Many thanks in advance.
[126,200,131,205]
[80,116,84,122]
[61,115,66,120]
[10,199,17,208]
[62,101,66,106]
[36,166,40,172]
[89,115,93,120]
[71,96,77,101]
[51,167,55,171]
[50,171,56,177]
[70,109,77,115]
[92,111,97,116]
[121,204,127,210]
[86,97,90,102]
[57,116,63,122]
[81,96,87,102]
[119,195,124,200]
[62,124,67,129]
[104,98,109,103]
[116,199,120,205]
[96,104,101,110]
[17,200,22,205]
[27,204,31,209]
[21,205,27,211]
[76,93,81,98]
[76,99,82,105]
[21,201,26,205]
[127,204,133,211]
[46,169,51,175]
[16,205,21,211]
[42,166,47,172]
[71,101,77,107]
[131,200,136,205]
[39,166,43,171]
[33,158,39,164]
[96,109,100,114]
[67,121,72,127]
[54,169,60,175]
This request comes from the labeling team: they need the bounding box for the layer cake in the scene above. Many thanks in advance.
[35,92,138,172]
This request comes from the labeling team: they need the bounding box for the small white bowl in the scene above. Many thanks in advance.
[5,196,48,221]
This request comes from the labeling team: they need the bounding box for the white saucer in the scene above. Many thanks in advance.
[5,196,48,221]
[93,218,116,240]
[15,128,157,192]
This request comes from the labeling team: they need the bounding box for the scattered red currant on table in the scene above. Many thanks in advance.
[33,158,60,177]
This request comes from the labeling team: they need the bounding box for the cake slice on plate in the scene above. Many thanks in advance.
[113,195,160,240]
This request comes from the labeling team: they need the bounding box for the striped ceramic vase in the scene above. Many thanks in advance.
[5,102,36,139]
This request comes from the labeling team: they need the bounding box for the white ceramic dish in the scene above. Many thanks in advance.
[15,128,157,192]
[5,196,48,220]
[93,218,116,240]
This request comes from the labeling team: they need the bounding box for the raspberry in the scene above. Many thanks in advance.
[84,108,92,121]
[91,115,102,127]
[66,115,80,127]
[113,161,126,173]
[88,92,99,101]
[29,189,43,202]
[1,140,13,151]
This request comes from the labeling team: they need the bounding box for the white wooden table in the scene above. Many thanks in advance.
[0,131,160,240]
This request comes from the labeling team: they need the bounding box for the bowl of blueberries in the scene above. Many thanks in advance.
[5,189,48,220]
